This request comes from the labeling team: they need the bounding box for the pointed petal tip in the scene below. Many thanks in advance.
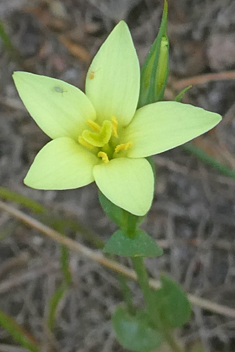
[116,20,129,30]
[12,71,21,82]
[13,71,28,80]
[125,102,223,158]
[85,19,139,126]
[13,72,96,140]
[23,173,38,190]
[12,71,20,77]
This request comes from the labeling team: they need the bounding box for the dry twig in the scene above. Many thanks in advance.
[0,200,235,319]
[173,70,235,91]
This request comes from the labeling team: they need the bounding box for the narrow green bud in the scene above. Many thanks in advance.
[138,1,169,108]
[156,35,169,96]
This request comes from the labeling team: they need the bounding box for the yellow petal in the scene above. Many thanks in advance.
[93,157,154,216]
[123,102,222,158]
[85,21,140,126]
[24,137,98,189]
[13,72,96,140]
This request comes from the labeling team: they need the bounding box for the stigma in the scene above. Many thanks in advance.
[98,151,109,163]
[78,117,132,164]
[115,142,133,153]
[82,120,112,147]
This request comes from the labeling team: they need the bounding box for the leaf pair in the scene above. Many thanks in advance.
[99,190,163,258]
[112,275,191,352]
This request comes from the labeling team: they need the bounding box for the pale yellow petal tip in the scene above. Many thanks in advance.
[12,71,20,77]
[113,20,130,36]
[13,71,32,88]
[129,201,152,217]
[117,20,128,29]
[24,171,41,190]
[208,111,222,128]
[130,204,151,217]
[217,113,223,123]
[12,71,27,80]
[24,171,39,189]
[12,71,21,84]
[23,175,35,189]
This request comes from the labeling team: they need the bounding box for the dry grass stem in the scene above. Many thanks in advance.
[1,200,235,319]
[173,70,235,90]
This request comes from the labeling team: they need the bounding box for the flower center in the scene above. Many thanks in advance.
[78,117,132,163]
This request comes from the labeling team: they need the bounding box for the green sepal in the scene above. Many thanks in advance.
[138,0,169,108]
[174,85,192,102]
[104,229,163,257]
[153,274,191,328]
[98,191,144,236]
[146,156,157,182]
[112,306,162,352]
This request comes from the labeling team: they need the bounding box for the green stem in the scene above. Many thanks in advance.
[163,328,185,352]
[118,274,135,315]
[131,257,184,352]
[122,212,137,237]
[131,257,159,328]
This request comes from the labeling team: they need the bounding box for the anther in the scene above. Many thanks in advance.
[115,142,133,153]
[87,120,100,132]
[111,116,118,137]
[98,151,109,163]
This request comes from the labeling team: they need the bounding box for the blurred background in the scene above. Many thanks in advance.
[0,0,235,351]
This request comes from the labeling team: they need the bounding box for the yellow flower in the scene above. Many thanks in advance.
[13,21,221,216]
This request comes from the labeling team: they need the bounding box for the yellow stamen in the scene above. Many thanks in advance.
[111,116,118,137]
[98,151,109,163]
[87,120,100,132]
[78,136,95,149]
[115,142,133,153]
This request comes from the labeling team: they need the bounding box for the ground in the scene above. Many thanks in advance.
[0,1,235,352]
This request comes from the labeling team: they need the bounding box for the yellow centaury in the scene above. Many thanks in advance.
[79,117,133,163]
[13,21,221,216]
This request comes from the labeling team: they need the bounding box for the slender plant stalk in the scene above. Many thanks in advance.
[131,257,159,327]
[118,274,135,315]
[132,257,184,352]
[163,328,185,352]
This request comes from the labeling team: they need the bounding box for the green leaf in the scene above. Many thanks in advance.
[0,20,22,63]
[0,186,45,214]
[48,283,67,331]
[112,306,162,352]
[153,274,191,328]
[138,0,169,107]
[174,85,192,102]
[98,191,144,235]
[0,309,40,352]
[182,143,235,180]
[104,229,163,257]
[60,245,72,285]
